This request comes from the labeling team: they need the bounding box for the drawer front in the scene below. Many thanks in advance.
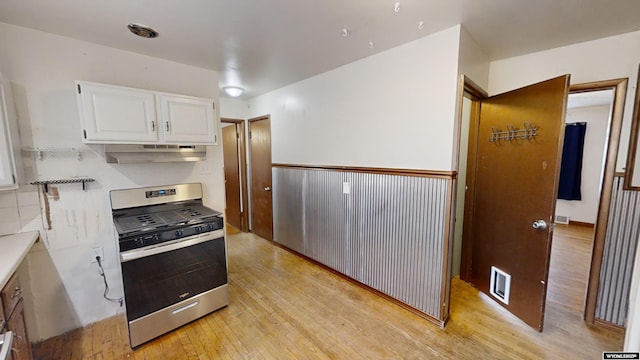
[7,301,32,360]
[0,296,4,331]
[1,274,22,318]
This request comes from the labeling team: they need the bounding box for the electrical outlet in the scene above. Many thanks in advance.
[90,247,104,263]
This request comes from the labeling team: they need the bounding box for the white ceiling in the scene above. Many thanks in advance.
[1,0,640,99]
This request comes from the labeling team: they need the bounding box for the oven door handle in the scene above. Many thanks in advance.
[0,331,13,360]
[120,229,224,262]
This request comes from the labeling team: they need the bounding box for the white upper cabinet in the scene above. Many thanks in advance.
[159,94,216,144]
[0,74,18,190]
[76,81,218,145]
[78,82,158,143]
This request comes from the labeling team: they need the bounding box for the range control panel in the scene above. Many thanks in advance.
[145,188,177,198]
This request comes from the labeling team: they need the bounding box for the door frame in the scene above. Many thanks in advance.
[455,75,628,328]
[575,79,628,326]
[221,118,249,232]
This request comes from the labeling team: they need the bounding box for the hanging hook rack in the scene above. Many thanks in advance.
[30,177,95,192]
[490,122,538,143]
[22,147,85,161]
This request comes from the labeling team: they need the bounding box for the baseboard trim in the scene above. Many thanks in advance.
[569,220,595,228]
[593,318,625,334]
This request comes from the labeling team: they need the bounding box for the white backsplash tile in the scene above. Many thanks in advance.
[0,191,18,208]
[0,206,21,235]
[17,190,40,207]
[19,204,42,224]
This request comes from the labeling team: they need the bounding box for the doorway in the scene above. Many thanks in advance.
[453,76,627,331]
[249,115,273,241]
[221,118,249,233]
[548,88,614,318]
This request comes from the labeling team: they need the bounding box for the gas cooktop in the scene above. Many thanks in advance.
[113,204,221,236]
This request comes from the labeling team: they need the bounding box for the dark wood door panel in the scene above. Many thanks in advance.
[223,124,242,230]
[468,75,570,331]
[249,117,273,241]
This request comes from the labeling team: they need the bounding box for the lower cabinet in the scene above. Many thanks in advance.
[7,302,30,360]
[2,274,31,360]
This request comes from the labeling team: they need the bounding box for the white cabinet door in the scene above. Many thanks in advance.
[159,94,217,144]
[77,81,158,143]
[0,78,17,190]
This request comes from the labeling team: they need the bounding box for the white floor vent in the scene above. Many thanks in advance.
[555,215,570,224]
[490,266,511,305]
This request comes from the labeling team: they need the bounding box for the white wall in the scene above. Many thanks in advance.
[488,30,640,171]
[555,104,610,224]
[0,22,225,341]
[458,26,490,91]
[220,98,249,120]
[247,26,462,171]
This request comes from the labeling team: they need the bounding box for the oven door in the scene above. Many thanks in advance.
[120,230,227,322]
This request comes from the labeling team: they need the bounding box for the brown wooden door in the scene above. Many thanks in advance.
[222,124,243,230]
[249,116,273,241]
[464,75,570,331]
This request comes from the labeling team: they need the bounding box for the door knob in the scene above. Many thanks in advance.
[532,220,547,230]
[264,187,271,191]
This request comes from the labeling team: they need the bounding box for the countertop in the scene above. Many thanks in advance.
[0,231,39,291]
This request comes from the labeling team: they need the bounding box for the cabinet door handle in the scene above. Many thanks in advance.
[10,287,21,300]
[165,122,170,132]
[151,121,155,132]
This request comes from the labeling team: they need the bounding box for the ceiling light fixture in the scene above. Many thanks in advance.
[368,41,374,49]
[342,28,349,37]
[127,23,159,38]
[223,86,244,97]
[394,2,400,13]
[418,21,425,30]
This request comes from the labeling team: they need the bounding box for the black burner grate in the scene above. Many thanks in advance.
[113,204,221,235]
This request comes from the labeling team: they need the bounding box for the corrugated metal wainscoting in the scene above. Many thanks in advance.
[596,176,640,326]
[272,166,451,322]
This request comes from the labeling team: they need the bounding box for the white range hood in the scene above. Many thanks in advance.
[104,144,207,164]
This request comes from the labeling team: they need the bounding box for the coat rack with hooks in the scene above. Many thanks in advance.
[489,122,539,143]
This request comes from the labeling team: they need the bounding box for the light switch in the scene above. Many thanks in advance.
[343,182,350,194]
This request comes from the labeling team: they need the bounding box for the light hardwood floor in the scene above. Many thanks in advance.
[32,224,623,359]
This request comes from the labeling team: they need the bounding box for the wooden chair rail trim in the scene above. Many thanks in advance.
[272,163,456,179]
[271,241,447,328]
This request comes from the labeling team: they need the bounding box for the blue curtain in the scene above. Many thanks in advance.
[558,122,587,200]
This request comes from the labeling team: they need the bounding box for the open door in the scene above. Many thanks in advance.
[222,119,248,232]
[462,75,570,331]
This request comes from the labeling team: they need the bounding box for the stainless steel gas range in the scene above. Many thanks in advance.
[110,183,228,348]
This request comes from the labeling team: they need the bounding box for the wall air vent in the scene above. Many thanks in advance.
[490,266,511,305]
[554,215,570,224]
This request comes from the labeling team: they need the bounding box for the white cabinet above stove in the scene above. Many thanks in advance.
[76,81,218,145]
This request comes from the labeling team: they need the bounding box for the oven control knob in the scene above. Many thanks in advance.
[175,230,183,237]
[136,238,146,246]
[195,226,202,233]
[207,223,214,231]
